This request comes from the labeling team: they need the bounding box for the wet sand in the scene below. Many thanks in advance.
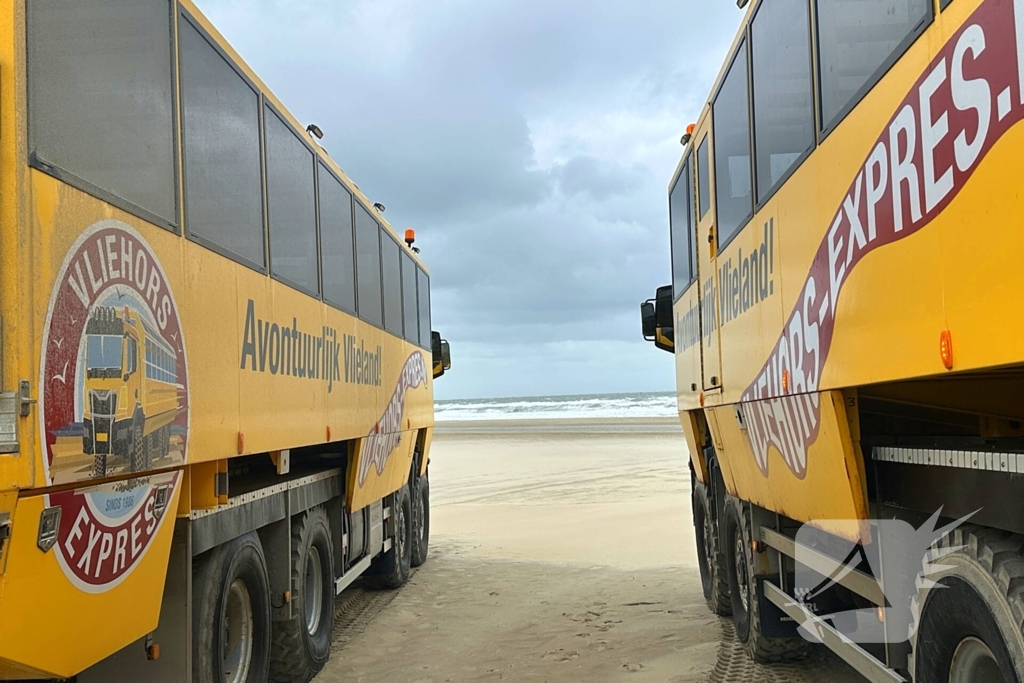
[315,418,861,682]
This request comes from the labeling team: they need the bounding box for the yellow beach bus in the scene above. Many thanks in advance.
[644,0,1024,679]
[0,1,450,681]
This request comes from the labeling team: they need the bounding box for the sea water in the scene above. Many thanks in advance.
[435,391,678,421]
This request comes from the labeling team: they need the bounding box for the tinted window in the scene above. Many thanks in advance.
[319,164,356,312]
[401,253,419,344]
[817,0,931,132]
[714,41,753,247]
[670,158,696,298]
[697,136,712,220]
[355,205,383,327]
[265,107,318,294]
[752,0,814,202]
[179,16,265,268]
[381,232,403,337]
[28,0,177,226]
[417,269,431,349]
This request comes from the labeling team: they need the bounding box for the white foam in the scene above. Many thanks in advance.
[435,392,678,421]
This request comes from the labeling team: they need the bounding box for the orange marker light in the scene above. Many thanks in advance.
[699,392,706,407]
[940,329,954,370]
[326,426,332,441]
[237,432,245,455]
[782,369,790,393]
[686,123,696,136]
[404,229,416,248]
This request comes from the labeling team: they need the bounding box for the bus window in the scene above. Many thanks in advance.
[28,0,177,228]
[319,164,357,313]
[265,105,318,295]
[713,40,754,247]
[697,136,711,220]
[752,0,814,202]
[670,156,695,299]
[816,0,932,133]
[355,205,384,327]
[401,253,420,344]
[381,232,404,337]
[417,268,431,350]
[179,14,265,270]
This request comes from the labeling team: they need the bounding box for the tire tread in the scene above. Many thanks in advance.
[269,507,333,683]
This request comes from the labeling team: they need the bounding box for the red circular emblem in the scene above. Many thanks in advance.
[39,220,189,590]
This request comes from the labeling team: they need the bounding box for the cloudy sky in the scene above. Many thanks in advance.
[201,0,741,399]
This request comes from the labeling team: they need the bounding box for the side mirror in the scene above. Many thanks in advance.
[431,331,446,379]
[640,285,675,354]
[441,340,451,371]
[640,302,656,340]
[655,285,673,329]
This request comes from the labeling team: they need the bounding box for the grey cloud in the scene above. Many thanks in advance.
[554,155,647,199]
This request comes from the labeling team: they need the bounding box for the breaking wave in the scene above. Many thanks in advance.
[435,392,678,421]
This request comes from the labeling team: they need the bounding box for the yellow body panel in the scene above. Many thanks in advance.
[0,0,437,677]
[0,473,182,678]
[671,0,1024,535]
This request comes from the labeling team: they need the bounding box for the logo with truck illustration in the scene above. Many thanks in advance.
[40,220,190,486]
[81,306,184,477]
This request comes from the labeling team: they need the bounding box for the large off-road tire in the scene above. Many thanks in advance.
[128,412,148,473]
[693,477,731,616]
[724,498,808,663]
[913,526,1024,683]
[411,475,430,568]
[193,532,272,683]
[270,507,335,683]
[365,485,412,589]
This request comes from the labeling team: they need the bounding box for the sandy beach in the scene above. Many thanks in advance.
[315,418,862,682]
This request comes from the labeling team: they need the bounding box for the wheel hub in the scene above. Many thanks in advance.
[416,494,425,542]
[305,545,323,636]
[396,502,407,560]
[223,578,254,683]
[702,506,714,566]
[734,527,750,613]
[949,636,1001,683]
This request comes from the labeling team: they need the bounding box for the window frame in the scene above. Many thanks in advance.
[710,37,755,252]
[416,267,431,351]
[697,135,712,221]
[749,0,818,210]
[27,0,182,234]
[263,99,321,299]
[178,8,268,275]
[815,0,934,139]
[380,228,405,338]
[669,152,697,302]
[317,161,358,316]
[353,198,386,331]
[400,250,420,345]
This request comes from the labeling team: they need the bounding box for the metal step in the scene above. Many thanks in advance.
[763,582,905,683]
[759,527,884,606]
[335,554,373,595]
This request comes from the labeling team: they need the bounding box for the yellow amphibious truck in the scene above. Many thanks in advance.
[644,0,1024,680]
[0,1,452,681]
